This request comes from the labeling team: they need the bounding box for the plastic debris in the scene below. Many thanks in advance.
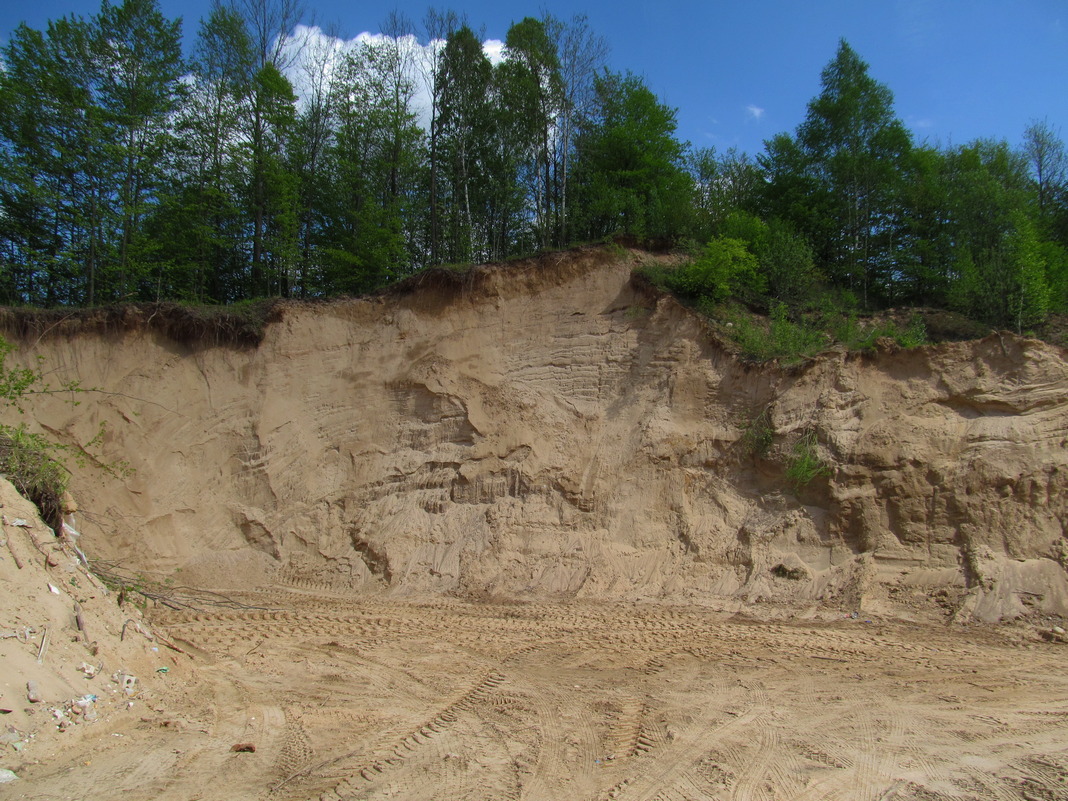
[0,768,18,783]
[155,666,169,674]
[70,695,98,722]
[47,583,60,595]
[78,662,99,679]
[115,672,138,696]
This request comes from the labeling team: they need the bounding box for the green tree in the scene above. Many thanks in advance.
[720,213,817,304]
[764,40,911,307]
[419,8,461,265]
[951,210,1050,332]
[436,25,493,262]
[1023,120,1066,226]
[942,142,1051,330]
[544,13,608,247]
[94,0,184,300]
[499,17,563,249]
[570,70,691,241]
[286,23,343,297]
[669,236,763,303]
[689,147,765,242]
[320,35,423,293]
[896,145,954,305]
[150,2,253,301]
[0,15,104,305]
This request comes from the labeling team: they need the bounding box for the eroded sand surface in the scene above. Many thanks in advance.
[10,591,1068,801]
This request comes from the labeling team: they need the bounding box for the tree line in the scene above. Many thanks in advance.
[1,2,1066,333]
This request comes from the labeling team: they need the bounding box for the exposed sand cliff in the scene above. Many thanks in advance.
[6,246,1068,622]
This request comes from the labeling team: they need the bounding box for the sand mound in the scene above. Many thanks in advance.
[0,477,182,784]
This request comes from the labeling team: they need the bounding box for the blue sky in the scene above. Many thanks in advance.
[2,0,1065,158]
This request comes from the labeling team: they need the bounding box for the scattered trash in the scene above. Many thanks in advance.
[1053,625,1066,635]
[0,768,18,784]
[114,672,138,696]
[47,583,60,595]
[230,742,256,753]
[78,662,99,679]
[37,627,50,664]
[7,518,30,528]
[70,695,99,723]
[26,681,41,704]
[1,626,34,642]
[156,667,170,674]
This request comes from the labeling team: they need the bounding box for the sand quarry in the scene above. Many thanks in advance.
[1,246,1068,800]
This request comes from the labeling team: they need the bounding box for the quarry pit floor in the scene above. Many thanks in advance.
[11,593,1068,801]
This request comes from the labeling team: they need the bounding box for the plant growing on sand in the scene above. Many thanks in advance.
[785,429,831,491]
[0,334,129,528]
[740,407,774,458]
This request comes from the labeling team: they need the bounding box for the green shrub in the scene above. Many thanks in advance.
[668,237,764,302]
[831,313,928,351]
[0,334,128,528]
[785,430,831,491]
[740,407,774,458]
[0,427,69,528]
[730,303,826,364]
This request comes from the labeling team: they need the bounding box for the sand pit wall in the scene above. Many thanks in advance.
[4,247,1068,621]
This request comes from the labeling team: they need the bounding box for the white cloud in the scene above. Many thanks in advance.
[281,26,508,130]
[746,105,765,120]
[483,39,506,66]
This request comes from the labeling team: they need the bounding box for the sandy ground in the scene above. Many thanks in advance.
[5,591,1067,801]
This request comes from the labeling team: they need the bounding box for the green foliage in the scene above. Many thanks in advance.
[1041,240,1068,312]
[1,12,1067,354]
[728,303,827,365]
[570,70,692,241]
[667,237,763,302]
[0,336,70,526]
[688,147,764,240]
[830,313,928,351]
[0,426,69,527]
[0,334,132,527]
[949,208,1052,332]
[763,39,912,307]
[720,212,818,302]
[0,343,43,413]
[0,0,184,306]
[785,430,831,491]
[740,407,774,458]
